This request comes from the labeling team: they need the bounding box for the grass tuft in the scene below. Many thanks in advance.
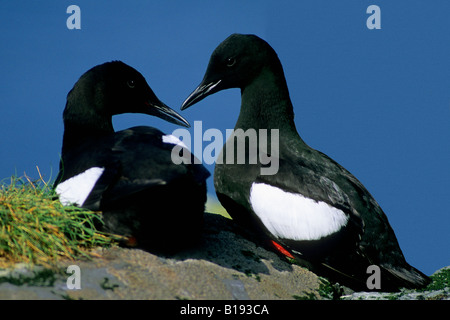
[0,170,122,268]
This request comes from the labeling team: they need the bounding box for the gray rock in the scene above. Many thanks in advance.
[0,213,321,300]
[2,212,446,300]
[341,266,450,300]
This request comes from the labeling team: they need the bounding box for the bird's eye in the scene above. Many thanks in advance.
[226,57,236,67]
[127,79,136,88]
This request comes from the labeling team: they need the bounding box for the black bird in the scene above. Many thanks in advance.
[54,61,210,251]
[181,34,430,291]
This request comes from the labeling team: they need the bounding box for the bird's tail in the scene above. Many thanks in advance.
[383,264,431,290]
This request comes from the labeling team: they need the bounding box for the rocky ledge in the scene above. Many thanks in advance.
[0,213,321,300]
[0,213,448,300]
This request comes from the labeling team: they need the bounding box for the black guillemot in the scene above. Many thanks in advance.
[181,34,429,291]
[55,61,210,251]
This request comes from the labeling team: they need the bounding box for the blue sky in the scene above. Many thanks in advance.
[0,1,448,275]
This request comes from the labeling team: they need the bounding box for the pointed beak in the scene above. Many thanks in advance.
[146,99,190,128]
[181,79,222,111]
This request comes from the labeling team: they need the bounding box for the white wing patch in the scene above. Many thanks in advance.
[162,134,188,149]
[249,182,349,241]
[56,167,105,206]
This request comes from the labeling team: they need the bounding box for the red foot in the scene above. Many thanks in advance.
[271,240,295,259]
[125,236,138,247]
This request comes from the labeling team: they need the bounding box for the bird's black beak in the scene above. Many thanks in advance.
[146,99,190,128]
[181,79,223,111]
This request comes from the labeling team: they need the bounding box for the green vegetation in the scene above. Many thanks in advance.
[292,292,317,300]
[0,172,122,268]
[0,267,57,287]
[99,277,120,291]
[425,267,450,291]
[241,250,261,263]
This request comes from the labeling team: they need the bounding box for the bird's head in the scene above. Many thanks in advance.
[64,61,190,128]
[181,34,280,110]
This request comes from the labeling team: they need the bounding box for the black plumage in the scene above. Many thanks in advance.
[55,61,210,251]
[181,34,429,291]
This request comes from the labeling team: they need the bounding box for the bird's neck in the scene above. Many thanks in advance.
[61,116,114,154]
[237,68,304,144]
